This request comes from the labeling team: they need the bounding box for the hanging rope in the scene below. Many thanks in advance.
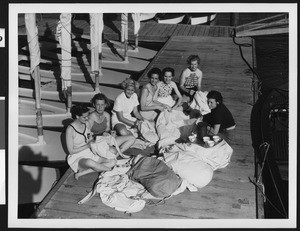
[231,29,262,98]
[249,142,288,218]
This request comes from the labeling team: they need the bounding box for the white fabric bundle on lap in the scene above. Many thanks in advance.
[156,110,190,148]
[189,91,211,115]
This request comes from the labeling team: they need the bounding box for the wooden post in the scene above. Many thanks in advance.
[33,66,44,144]
[25,13,45,144]
[135,33,139,51]
[66,86,72,114]
[94,71,100,93]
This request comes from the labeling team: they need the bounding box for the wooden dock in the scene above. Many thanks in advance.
[18,14,234,43]
[34,35,259,220]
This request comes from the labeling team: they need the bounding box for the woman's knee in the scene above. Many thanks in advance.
[119,129,130,136]
[106,159,117,168]
[114,124,129,136]
[126,134,135,142]
[78,158,94,169]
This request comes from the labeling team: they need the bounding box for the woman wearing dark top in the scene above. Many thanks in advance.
[88,93,135,153]
[203,90,236,144]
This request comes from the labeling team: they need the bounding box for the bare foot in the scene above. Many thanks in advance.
[74,172,80,180]
[74,169,94,180]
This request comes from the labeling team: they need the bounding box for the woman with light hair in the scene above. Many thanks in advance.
[179,54,203,103]
[111,78,144,136]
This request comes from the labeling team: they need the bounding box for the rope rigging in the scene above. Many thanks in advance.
[231,29,288,218]
[231,28,262,98]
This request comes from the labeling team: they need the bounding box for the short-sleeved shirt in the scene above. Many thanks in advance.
[111,92,139,127]
[203,103,235,131]
[182,68,202,90]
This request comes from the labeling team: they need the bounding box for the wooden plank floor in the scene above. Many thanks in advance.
[18,14,234,43]
[34,35,257,219]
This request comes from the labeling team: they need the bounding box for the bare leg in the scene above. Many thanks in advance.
[114,123,133,136]
[182,94,191,104]
[115,135,136,153]
[75,158,116,180]
[75,168,94,180]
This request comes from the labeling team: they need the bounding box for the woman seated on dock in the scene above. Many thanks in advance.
[111,78,144,137]
[66,104,116,180]
[153,67,183,110]
[140,67,171,122]
[203,90,236,145]
[88,93,135,153]
[179,55,203,103]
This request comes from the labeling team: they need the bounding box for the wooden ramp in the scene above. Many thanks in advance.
[34,35,258,220]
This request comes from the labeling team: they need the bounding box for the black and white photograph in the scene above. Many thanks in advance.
[5,2,297,229]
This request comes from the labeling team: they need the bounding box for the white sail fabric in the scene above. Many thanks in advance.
[90,13,99,73]
[58,13,72,90]
[121,13,128,43]
[132,13,141,35]
[98,13,103,54]
[25,14,40,75]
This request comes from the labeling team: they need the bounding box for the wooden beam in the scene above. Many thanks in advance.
[236,27,288,37]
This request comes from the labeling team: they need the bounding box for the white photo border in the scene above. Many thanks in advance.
[9,3,297,229]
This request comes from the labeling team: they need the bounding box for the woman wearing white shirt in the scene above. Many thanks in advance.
[112,78,144,136]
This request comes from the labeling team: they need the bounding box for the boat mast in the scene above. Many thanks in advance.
[25,13,45,144]
[58,13,72,113]
[121,13,129,62]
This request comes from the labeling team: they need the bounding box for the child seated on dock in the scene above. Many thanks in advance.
[153,67,183,110]
[65,104,116,180]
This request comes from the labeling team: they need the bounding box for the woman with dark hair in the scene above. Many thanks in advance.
[89,93,111,136]
[179,54,203,103]
[66,104,116,180]
[111,78,144,136]
[140,67,171,121]
[153,67,182,110]
[88,93,135,153]
[203,90,236,144]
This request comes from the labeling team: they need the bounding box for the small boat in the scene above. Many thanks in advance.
[19,85,123,103]
[186,13,217,25]
[18,97,70,127]
[251,88,288,218]
[139,13,156,22]
[156,13,186,24]
[20,39,153,73]
[19,126,69,204]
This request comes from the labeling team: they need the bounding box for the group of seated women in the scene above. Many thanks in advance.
[65,54,236,179]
